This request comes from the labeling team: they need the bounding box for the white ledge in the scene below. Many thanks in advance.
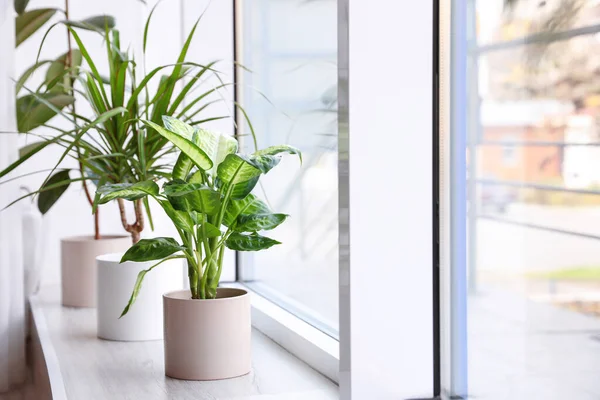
[29,285,338,400]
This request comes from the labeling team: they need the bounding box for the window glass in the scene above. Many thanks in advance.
[238,0,338,336]
[447,0,600,398]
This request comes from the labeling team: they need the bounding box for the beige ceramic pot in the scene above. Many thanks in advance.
[163,288,251,380]
[61,235,130,307]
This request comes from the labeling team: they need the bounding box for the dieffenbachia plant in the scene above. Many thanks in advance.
[94,116,301,314]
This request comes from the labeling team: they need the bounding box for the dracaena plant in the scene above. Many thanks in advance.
[94,116,301,314]
[2,7,237,244]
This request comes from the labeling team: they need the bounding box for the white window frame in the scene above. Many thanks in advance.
[233,1,439,398]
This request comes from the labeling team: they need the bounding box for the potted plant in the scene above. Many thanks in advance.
[95,115,300,379]
[0,6,232,319]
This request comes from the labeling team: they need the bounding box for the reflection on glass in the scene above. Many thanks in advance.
[451,0,600,399]
[239,0,338,335]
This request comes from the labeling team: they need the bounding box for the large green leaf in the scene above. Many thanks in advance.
[162,180,221,216]
[191,126,238,176]
[16,93,75,132]
[236,213,288,232]
[199,222,222,239]
[158,199,195,234]
[14,0,30,14]
[162,116,195,140]
[16,8,57,47]
[37,170,70,214]
[96,181,159,204]
[217,154,261,185]
[249,145,302,174]
[64,15,116,32]
[45,50,82,91]
[217,154,262,200]
[223,194,271,228]
[253,145,302,162]
[121,237,184,263]
[141,120,212,171]
[225,232,281,251]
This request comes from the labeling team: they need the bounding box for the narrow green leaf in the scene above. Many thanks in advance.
[119,255,184,317]
[236,213,288,232]
[143,2,160,54]
[121,237,184,263]
[0,135,58,180]
[140,119,212,170]
[225,232,281,252]
[37,170,70,214]
[16,60,52,94]
[96,181,159,204]
[16,8,57,47]
[19,141,44,158]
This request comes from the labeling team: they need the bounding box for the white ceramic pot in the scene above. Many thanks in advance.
[61,236,131,307]
[163,288,251,380]
[96,253,183,341]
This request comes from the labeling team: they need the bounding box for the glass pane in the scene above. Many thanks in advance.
[238,0,338,336]
[447,0,600,398]
[477,0,600,45]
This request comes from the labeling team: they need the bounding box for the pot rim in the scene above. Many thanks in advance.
[96,252,127,263]
[61,235,130,243]
[163,288,249,303]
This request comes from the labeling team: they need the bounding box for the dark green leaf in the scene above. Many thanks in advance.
[225,232,281,252]
[229,175,259,200]
[119,255,184,317]
[223,194,271,228]
[45,49,82,91]
[16,8,57,47]
[64,15,116,32]
[199,222,222,239]
[121,237,184,263]
[96,181,159,204]
[236,213,288,232]
[158,199,195,234]
[217,154,261,185]
[37,170,70,214]
[163,180,221,216]
[16,93,75,132]
[14,0,30,15]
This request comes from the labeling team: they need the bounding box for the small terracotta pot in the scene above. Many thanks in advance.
[96,253,183,341]
[163,288,251,380]
[61,235,130,307]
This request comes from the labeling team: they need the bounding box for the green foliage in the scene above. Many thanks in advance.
[5,7,239,227]
[38,170,70,214]
[104,116,300,315]
[15,8,57,47]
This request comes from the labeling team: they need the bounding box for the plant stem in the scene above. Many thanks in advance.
[117,198,145,244]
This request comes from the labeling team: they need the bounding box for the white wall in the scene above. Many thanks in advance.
[12,0,233,285]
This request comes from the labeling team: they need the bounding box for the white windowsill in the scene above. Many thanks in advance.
[28,285,338,399]
[224,283,340,384]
